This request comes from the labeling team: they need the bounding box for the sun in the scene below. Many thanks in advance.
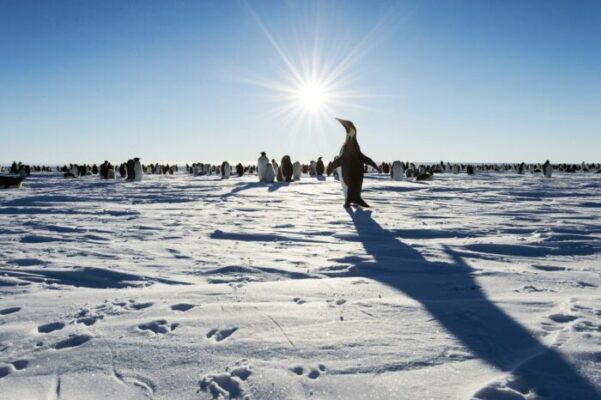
[296,80,329,112]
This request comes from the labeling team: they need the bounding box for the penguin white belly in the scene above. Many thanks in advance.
[391,161,403,181]
[264,164,275,182]
[107,169,115,179]
[223,164,231,179]
[338,167,347,200]
[292,162,301,180]
[134,163,143,181]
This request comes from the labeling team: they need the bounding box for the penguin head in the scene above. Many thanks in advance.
[336,118,356,138]
[261,152,266,157]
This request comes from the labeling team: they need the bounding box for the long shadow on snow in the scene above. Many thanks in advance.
[346,208,600,399]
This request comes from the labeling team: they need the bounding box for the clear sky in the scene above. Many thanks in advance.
[1,0,599,164]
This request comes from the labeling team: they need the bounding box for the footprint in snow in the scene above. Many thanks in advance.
[53,334,92,350]
[206,327,238,342]
[548,313,578,323]
[170,303,195,312]
[0,307,21,315]
[199,360,252,399]
[290,364,326,380]
[37,321,65,333]
[138,320,178,335]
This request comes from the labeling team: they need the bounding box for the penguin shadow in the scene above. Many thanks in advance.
[220,182,269,199]
[268,182,290,192]
[345,208,600,398]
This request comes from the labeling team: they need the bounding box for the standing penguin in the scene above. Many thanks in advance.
[292,161,301,181]
[126,159,135,181]
[133,158,143,181]
[326,118,381,208]
[263,163,275,182]
[542,160,552,178]
[281,156,293,182]
[391,161,404,181]
[257,152,269,182]
[316,157,325,176]
[221,161,231,179]
[309,161,317,177]
[235,163,244,177]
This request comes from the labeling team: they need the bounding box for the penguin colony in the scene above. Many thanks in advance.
[2,117,600,197]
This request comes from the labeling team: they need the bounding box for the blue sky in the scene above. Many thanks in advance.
[1,0,599,164]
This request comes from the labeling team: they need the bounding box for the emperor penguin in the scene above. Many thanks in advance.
[271,159,279,176]
[263,163,275,183]
[451,164,459,174]
[542,160,552,178]
[326,118,381,208]
[292,161,301,181]
[391,161,404,181]
[281,156,293,182]
[257,152,269,182]
[309,161,317,177]
[235,163,244,177]
[316,157,325,176]
[221,161,231,179]
[133,158,143,181]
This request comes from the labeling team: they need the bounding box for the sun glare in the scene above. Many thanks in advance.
[296,81,328,112]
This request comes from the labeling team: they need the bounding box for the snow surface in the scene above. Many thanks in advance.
[0,172,600,400]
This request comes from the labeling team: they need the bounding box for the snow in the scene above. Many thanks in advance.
[0,171,600,399]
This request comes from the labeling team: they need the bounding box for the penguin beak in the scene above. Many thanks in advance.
[335,118,356,136]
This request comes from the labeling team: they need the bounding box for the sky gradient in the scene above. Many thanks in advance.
[1,0,600,164]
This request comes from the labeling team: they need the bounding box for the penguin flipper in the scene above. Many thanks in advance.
[327,157,343,176]
[361,154,381,173]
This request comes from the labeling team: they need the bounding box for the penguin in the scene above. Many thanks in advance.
[416,172,433,181]
[391,161,404,181]
[466,165,475,175]
[133,158,143,181]
[221,161,231,179]
[119,163,127,178]
[316,157,325,176]
[281,156,293,182]
[235,163,244,177]
[126,159,135,180]
[271,159,279,177]
[263,163,275,182]
[0,175,24,189]
[542,160,552,178]
[326,118,381,208]
[292,161,301,181]
[257,152,269,182]
[309,161,317,177]
[518,162,525,175]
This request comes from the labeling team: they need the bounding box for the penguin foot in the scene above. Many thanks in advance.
[343,203,351,208]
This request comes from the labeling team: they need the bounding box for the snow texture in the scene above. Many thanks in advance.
[0,171,600,399]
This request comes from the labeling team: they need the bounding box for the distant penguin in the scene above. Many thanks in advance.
[517,162,525,175]
[235,163,244,177]
[292,161,301,181]
[257,152,269,182]
[132,158,143,181]
[277,165,284,182]
[466,165,475,175]
[316,157,325,176]
[451,164,459,174]
[416,172,433,181]
[542,160,552,178]
[309,161,317,177]
[326,118,381,208]
[271,159,279,176]
[107,167,115,179]
[391,161,404,181]
[263,163,275,183]
[126,159,135,180]
[281,156,293,182]
[221,161,231,179]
